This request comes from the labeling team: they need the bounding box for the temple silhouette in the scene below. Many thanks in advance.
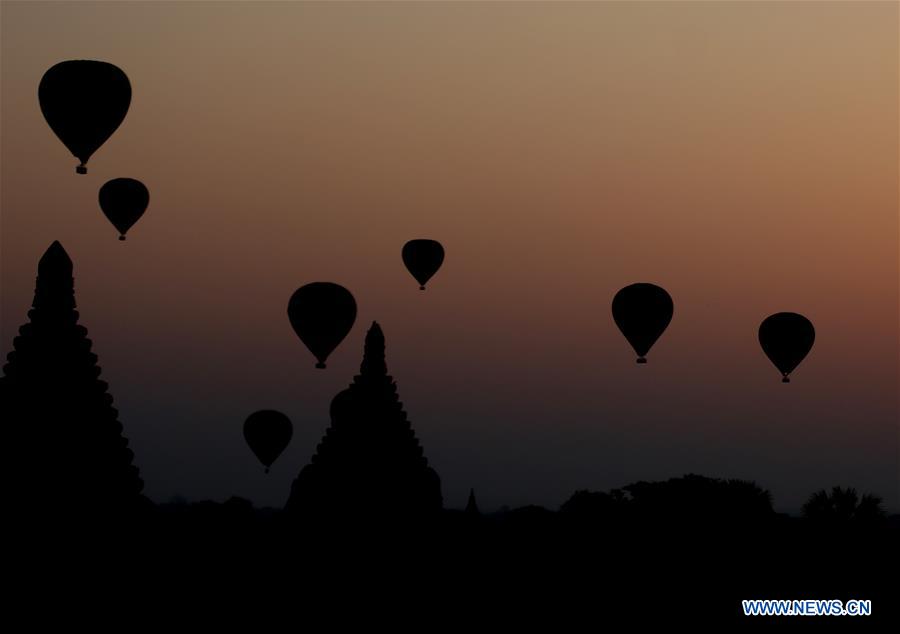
[0,242,145,520]
[465,488,480,515]
[285,321,443,519]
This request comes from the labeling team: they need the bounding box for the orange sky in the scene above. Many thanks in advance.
[1,1,897,511]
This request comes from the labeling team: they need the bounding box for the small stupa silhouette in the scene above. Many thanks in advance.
[285,321,443,519]
[465,488,480,515]
[0,242,145,519]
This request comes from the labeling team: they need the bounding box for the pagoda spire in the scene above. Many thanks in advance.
[286,321,442,520]
[32,240,76,318]
[38,240,73,278]
[465,488,480,515]
[1,242,145,521]
[360,321,387,377]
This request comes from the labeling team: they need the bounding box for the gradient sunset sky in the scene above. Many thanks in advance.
[1,1,897,512]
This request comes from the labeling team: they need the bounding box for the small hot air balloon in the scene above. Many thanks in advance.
[38,60,131,174]
[99,178,149,240]
[612,283,674,363]
[402,239,444,290]
[243,410,293,474]
[288,282,357,369]
[758,312,815,383]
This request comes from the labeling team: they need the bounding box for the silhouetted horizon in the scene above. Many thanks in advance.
[4,243,893,519]
[2,1,897,517]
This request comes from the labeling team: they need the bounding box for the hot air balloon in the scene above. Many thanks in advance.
[758,312,815,383]
[99,178,149,240]
[288,282,356,369]
[38,60,131,175]
[612,283,674,363]
[402,239,444,290]
[243,410,293,474]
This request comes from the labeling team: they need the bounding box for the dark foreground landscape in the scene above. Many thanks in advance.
[9,481,899,629]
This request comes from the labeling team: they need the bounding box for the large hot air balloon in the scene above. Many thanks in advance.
[402,239,444,290]
[758,312,815,383]
[288,282,356,369]
[243,410,293,474]
[99,178,149,240]
[38,60,131,174]
[612,283,674,364]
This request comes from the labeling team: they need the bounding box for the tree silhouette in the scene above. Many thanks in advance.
[285,321,442,520]
[0,242,144,521]
[559,489,628,522]
[623,474,773,524]
[802,487,886,525]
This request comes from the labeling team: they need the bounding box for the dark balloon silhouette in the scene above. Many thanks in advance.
[243,410,293,474]
[98,178,149,240]
[758,312,815,383]
[287,282,356,369]
[402,239,444,290]
[612,283,674,363]
[38,60,131,174]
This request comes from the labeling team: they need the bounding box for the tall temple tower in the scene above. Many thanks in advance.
[285,322,443,519]
[0,242,145,520]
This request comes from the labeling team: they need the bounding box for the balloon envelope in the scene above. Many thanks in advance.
[38,60,131,174]
[288,282,357,368]
[243,410,293,473]
[758,312,815,383]
[99,178,149,240]
[402,239,445,290]
[612,283,674,363]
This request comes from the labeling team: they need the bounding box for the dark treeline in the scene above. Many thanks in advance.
[152,474,894,528]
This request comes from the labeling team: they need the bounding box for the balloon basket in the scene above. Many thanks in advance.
[76,165,87,175]
[782,377,790,383]
[419,286,426,291]
[118,235,126,241]
[315,362,326,369]
[636,357,647,364]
